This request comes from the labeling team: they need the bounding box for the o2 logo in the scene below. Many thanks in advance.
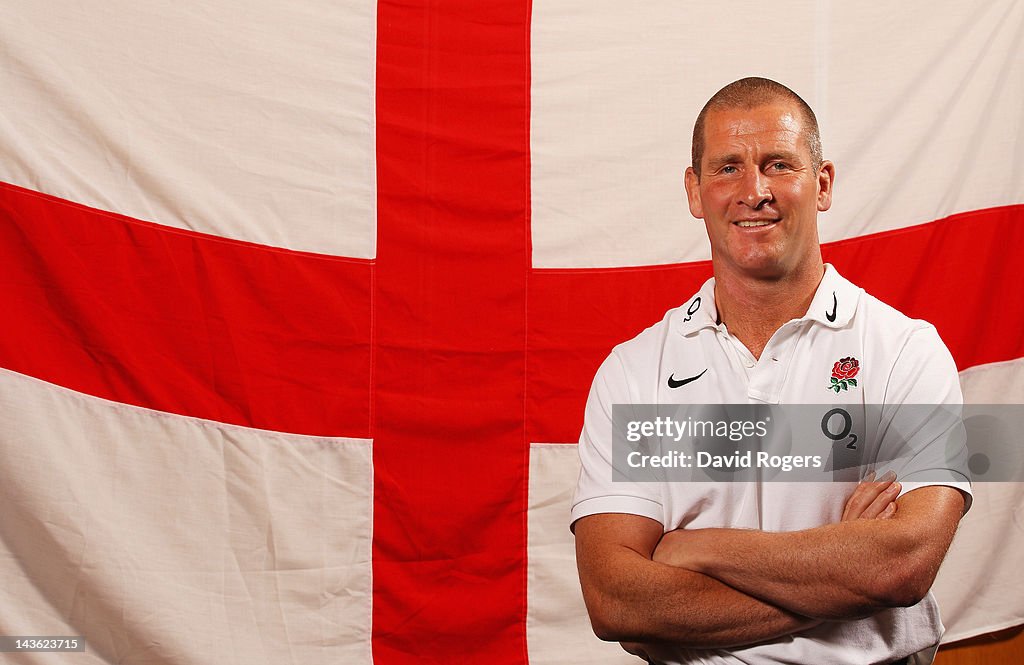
[683,297,701,323]
[821,407,858,450]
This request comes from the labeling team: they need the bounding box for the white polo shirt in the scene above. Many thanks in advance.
[571,264,971,665]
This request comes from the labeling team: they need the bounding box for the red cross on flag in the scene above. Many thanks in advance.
[1,1,1022,664]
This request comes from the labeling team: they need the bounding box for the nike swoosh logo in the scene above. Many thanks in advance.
[667,368,707,388]
[825,292,837,322]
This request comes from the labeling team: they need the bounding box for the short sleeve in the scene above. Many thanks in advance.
[570,351,665,531]
[879,325,972,513]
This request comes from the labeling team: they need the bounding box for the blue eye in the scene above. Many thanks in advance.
[722,165,737,174]
[771,162,787,170]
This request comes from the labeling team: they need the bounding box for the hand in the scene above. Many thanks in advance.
[842,470,901,521]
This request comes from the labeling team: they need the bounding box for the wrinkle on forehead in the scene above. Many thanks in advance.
[717,110,801,139]
[704,105,808,160]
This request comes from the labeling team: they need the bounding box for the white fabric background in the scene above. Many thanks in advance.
[0,369,374,665]
[530,0,1024,268]
[0,0,377,258]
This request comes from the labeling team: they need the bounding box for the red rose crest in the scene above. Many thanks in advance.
[828,356,859,393]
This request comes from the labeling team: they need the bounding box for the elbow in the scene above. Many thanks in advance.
[865,559,936,609]
[819,577,929,620]
[582,592,640,642]
[586,604,629,642]
[590,616,623,643]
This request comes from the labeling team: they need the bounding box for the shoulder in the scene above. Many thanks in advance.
[856,289,934,338]
[820,268,959,401]
[839,274,953,367]
[844,279,962,403]
[822,265,928,337]
[609,308,676,363]
[585,288,711,408]
[854,288,955,372]
[600,300,700,380]
[609,281,713,368]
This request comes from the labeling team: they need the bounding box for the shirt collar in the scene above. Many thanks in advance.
[803,264,862,329]
[675,277,720,336]
[675,263,861,336]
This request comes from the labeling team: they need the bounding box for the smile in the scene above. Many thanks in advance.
[734,220,777,227]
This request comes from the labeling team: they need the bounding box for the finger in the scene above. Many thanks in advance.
[841,470,877,521]
[841,470,891,520]
[856,473,900,520]
[842,470,897,521]
[858,482,901,519]
[873,469,896,485]
[879,501,898,519]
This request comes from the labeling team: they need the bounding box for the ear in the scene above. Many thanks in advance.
[816,160,835,212]
[684,167,704,219]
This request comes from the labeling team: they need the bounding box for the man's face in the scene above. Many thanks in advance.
[684,101,834,282]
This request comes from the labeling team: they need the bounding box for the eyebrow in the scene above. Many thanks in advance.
[705,154,741,171]
[763,151,801,163]
[705,151,803,170]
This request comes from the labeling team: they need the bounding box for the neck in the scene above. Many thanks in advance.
[713,260,825,359]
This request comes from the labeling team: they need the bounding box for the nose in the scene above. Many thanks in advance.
[739,168,772,208]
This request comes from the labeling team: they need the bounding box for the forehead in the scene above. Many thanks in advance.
[701,102,808,160]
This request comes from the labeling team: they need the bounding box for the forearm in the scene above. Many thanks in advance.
[602,560,817,648]
[577,525,818,647]
[673,522,918,619]
[658,488,963,620]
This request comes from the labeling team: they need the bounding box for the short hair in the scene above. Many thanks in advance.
[691,77,822,176]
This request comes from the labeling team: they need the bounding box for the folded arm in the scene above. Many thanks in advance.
[654,482,965,620]
[574,512,819,649]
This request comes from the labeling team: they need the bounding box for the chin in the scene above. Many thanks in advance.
[731,255,788,280]
[743,267,788,282]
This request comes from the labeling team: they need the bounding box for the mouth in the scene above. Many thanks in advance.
[733,219,779,228]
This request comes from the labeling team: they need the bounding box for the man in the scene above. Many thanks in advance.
[571,78,971,664]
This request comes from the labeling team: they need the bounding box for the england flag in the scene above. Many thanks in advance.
[1,1,1022,663]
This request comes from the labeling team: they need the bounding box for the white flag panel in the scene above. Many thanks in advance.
[0,0,377,258]
[0,369,373,665]
[531,0,1024,268]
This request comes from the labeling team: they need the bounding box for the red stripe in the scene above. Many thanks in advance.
[526,261,713,444]
[822,205,1024,372]
[527,205,1024,443]
[373,1,530,663]
[0,181,372,438]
